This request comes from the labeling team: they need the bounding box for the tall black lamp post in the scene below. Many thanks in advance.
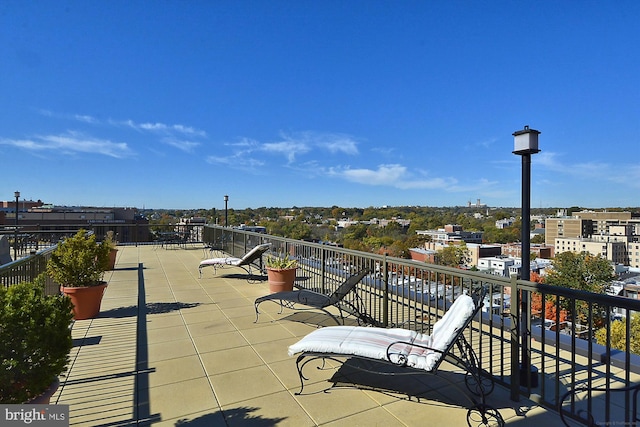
[513,126,540,389]
[224,195,229,227]
[14,191,20,260]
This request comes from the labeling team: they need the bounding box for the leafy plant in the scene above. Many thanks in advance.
[47,229,111,287]
[0,275,74,403]
[434,243,471,268]
[544,252,615,326]
[595,314,640,355]
[266,253,298,270]
[104,230,118,250]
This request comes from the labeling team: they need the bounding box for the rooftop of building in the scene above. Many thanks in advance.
[51,243,559,426]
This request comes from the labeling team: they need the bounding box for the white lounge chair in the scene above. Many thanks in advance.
[288,289,503,426]
[198,243,271,279]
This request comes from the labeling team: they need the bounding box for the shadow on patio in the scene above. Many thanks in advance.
[53,244,559,426]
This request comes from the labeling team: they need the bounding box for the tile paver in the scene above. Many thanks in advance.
[53,244,555,426]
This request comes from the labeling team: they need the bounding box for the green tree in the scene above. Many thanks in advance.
[531,234,545,244]
[545,252,615,325]
[388,239,411,259]
[343,223,368,241]
[331,206,344,219]
[546,252,614,293]
[435,243,470,268]
[595,315,640,354]
[281,221,312,240]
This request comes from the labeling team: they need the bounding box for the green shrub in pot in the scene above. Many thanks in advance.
[265,254,298,270]
[0,274,74,403]
[46,229,111,287]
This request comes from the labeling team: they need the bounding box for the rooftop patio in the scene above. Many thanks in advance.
[51,244,560,426]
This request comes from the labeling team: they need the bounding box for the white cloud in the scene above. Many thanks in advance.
[538,151,620,180]
[315,133,359,155]
[34,113,208,158]
[121,120,207,137]
[238,131,360,164]
[73,114,99,124]
[475,137,498,149]
[262,140,311,163]
[38,109,100,124]
[161,137,200,153]
[138,122,168,131]
[228,137,259,148]
[534,151,561,169]
[0,131,133,158]
[326,163,498,193]
[171,124,206,137]
[206,154,265,171]
[534,151,640,193]
[371,146,396,156]
[334,164,407,185]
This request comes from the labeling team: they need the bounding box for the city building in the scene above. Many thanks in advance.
[495,217,516,229]
[0,203,149,243]
[416,224,483,245]
[0,198,44,212]
[408,247,437,263]
[555,237,630,266]
[546,210,640,268]
[500,243,553,259]
[336,217,411,229]
[507,258,553,279]
[465,243,502,267]
[477,255,515,276]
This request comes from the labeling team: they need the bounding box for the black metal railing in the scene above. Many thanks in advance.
[0,247,57,295]
[202,224,640,425]
[3,223,640,425]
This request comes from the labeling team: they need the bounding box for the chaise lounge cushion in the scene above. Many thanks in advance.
[199,243,271,269]
[288,293,476,372]
[199,256,242,267]
[429,293,476,354]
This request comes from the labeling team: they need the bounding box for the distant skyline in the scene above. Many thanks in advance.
[2,1,639,210]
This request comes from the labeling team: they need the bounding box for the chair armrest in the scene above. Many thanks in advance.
[385,340,447,367]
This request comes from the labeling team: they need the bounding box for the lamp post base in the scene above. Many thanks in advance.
[519,364,539,388]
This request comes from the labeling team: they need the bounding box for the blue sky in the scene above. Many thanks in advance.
[1,1,639,210]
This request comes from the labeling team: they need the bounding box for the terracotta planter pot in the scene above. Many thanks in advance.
[61,282,108,320]
[107,248,118,270]
[267,267,296,293]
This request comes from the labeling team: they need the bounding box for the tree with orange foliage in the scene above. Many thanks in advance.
[531,292,568,323]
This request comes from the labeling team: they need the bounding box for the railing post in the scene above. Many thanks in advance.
[29,250,37,282]
[383,253,389,327]
[320,247,327,292]
[510,273,521,401]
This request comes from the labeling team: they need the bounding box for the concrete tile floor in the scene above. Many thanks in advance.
[52,244,559,426]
